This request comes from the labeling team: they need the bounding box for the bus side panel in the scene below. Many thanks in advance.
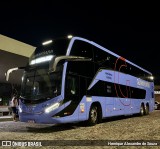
[105,97,114,117]
[78,96,88,121]
[132,99,141,114]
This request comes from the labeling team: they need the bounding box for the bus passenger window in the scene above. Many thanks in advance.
[107,85,112,93]
[65,75,79,100]
[70,78,76,95]
[70,40,93,58]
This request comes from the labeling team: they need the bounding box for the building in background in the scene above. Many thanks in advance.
[154,85,160,102]
[0,34,36,106]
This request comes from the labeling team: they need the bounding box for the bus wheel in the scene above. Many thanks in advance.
[145,105,149,115]
[88,105,98,126]
[139,104,145,116]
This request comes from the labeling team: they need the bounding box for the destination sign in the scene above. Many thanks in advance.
[31,50,54,60]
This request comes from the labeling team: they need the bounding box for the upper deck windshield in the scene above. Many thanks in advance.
[30,38,70,62]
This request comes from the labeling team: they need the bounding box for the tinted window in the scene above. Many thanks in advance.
[65,74,79,102]
[114,58,128,74]
[67,61,95,78]
[93,46,116,70]
[87,81,146,99]
[129,65,152,82]
[30,39,70,61]
[70,40,93,58]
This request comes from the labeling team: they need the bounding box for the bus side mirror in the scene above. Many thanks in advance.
[5,67,25,81]
[5,67,18,81]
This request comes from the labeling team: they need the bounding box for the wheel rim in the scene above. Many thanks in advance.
[140,106,144,115]
[90,107,97,123]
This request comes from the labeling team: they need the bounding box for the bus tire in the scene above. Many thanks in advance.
[139,104,145,116]
[87,105,98,126]
[145,104,149,115]
[97,105,102,123]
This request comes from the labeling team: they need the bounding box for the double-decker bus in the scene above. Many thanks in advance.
[6,36,155,125]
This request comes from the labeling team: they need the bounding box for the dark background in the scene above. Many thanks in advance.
[1,1,160,84]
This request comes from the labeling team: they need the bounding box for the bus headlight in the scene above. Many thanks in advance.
[19,106,22,113]
[45,102,60,113]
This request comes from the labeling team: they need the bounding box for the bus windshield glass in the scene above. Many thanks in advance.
[29,39,70,62]
[21,65,63,100]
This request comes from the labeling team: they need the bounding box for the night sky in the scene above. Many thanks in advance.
[1,1,160,84]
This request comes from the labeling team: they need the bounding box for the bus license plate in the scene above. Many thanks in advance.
[28,120,35,123]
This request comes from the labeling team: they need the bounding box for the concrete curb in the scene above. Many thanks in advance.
[0,118,13,122]
[0,116,13,122]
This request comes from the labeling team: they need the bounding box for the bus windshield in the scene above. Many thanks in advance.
[21,65,63,100]
[29,39,70,62]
